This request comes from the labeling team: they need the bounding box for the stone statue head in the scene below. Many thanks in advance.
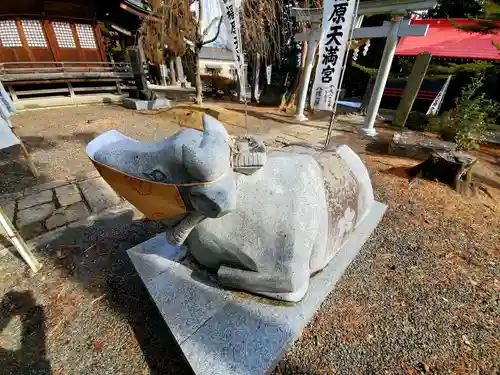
[87,114,236,222]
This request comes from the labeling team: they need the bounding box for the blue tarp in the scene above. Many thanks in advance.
[0,82,20,150]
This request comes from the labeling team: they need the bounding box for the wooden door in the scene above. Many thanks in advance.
[51,21,79,62]
[74,23,101,62]
[0,19,29,63]
[49,20,104,70]
[19,19,54,62]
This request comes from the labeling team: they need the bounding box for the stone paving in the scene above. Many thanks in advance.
[0,171,124,240]
[0,122,331,248]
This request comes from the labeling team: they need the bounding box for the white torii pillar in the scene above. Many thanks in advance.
[295,35,317,122]
[358,18,429,136]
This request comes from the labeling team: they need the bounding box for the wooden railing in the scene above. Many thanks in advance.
[0,61,137,101]
[0,61,134,83]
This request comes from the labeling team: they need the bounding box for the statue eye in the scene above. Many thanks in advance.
[143,169,167,182]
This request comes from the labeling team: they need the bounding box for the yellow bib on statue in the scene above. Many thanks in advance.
[91,159,186,220]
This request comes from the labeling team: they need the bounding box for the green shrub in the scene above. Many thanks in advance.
[428,75,500,150]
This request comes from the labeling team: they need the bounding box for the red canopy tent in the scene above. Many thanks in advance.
[395,18,500,61]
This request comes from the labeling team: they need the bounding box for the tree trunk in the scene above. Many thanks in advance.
[285,41,308,107]
[194,48,203,104]
[195,0,204,105]
[408,152,477,197]
[175,56,185,86]
[169,57,176,85]
[251,53,261,103]
[285,0,309,108]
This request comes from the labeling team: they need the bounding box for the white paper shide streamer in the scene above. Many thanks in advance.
[266,65,272,85]
[217,0,245,99]
[310,0,356,111]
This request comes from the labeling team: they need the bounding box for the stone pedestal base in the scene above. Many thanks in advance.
[294,113,309,122]
[127,201,386,375]
[122,98,170,110]
[389,131,456,160]
[358,126,377,137]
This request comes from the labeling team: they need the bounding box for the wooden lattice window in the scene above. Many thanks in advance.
[21,20,47,47]
[0,20,22,47]
[52,21,76,48]
[75,23,96,49]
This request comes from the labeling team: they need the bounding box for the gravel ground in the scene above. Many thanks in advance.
[274,143,500,375]
[0,105,499,374]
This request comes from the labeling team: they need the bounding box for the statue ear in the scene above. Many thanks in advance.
[181,114,231,182]
[202,114,230,143]
[182,139,230,182]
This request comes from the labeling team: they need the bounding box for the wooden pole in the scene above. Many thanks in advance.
[0,207,41,273]
[11,128,40,179]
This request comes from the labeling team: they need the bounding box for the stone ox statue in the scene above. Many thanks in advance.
[87,115,375,302]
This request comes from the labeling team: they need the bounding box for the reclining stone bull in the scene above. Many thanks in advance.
[87,114,375,302]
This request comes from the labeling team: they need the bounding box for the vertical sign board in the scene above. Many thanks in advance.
[218,0,245,100]
[310,0,356,111]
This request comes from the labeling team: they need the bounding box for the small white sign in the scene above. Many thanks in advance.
[310,0,356,111]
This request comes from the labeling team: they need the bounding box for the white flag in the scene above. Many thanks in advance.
[310,0,356,111]
[426,75,452,116]
[218,0,245,99]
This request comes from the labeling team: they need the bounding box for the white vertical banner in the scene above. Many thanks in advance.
[218,0,245,100]
[310,0,357,111]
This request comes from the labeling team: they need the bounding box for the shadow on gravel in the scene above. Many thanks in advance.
[0,290,51,375]
[27,208,194,375]
[364,138,391,155]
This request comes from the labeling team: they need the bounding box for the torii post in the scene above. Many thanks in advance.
[292,0,437,136]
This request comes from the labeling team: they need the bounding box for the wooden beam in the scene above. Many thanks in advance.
[7,85,17,101]
[15,18,36,63]
[94,23,107,62]
[71,23,85,61]
[43,19,61,61]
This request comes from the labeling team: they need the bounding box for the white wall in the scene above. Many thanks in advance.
[199,59,237,80]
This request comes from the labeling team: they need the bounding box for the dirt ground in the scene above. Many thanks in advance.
[0,102,293,194]
[0,103,499,375]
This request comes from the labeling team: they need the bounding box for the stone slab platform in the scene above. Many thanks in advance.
[122,98,170,110]
[128,201,386,375]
